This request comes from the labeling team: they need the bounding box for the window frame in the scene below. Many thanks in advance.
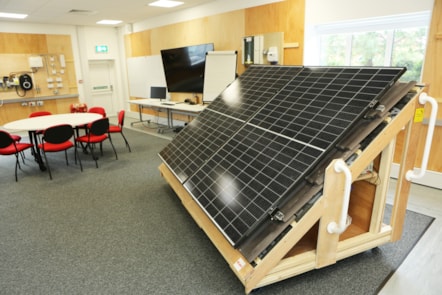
[306,11,431,74]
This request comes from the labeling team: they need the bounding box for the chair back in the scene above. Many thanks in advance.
[88,107,106,118]
[90,118,110,136]
[118,110,126,127]
[0,131,14,149]
[30,111,52,118]
[43,124,74,144]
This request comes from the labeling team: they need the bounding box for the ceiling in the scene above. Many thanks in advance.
[0,0,218,27]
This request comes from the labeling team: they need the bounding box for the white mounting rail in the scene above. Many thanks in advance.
[327,159,352,234]
[406,93,438,181]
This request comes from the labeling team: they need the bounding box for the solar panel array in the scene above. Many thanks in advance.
[159,66,405,247]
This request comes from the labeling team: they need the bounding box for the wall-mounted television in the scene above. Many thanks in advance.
[160,43,214,93]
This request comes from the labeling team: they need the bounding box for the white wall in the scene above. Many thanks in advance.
[76,26,127,111]
[305,0,434,25]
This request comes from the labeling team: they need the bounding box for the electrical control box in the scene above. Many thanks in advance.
[28,56,44,68]
[242,35,264,65]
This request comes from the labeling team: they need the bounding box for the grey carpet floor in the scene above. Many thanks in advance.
[0,128,434,294]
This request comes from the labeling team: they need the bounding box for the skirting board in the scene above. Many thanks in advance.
[390,163,442,189]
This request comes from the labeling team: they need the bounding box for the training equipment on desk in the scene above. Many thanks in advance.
[161,101,183,106]
[150,86,167,100]
[159,65,406,255]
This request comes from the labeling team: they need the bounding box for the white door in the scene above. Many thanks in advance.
[88,60,116,116]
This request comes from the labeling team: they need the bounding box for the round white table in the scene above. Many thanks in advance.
[4,113,103,170]
[4,113,102,131]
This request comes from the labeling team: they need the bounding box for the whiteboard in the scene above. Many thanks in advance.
[203,51,237,103]
[127,55,166,98]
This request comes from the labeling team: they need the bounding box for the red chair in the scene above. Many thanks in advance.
[11,134,21,142]
[29,111,52,144]
[0,130,34,181]
[29,111,52,118]
[108,110,131,152]
[76,107,107,145]
[88,107,106,118]
[76,106,106,133]
[38,124,82,180]
[75,118,117,168]
[10,134,24,161]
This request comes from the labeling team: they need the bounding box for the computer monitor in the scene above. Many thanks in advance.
[150,86,167,100]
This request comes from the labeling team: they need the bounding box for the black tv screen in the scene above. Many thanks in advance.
[160,43,214,93]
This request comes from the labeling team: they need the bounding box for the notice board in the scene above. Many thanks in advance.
[127,55,166,98]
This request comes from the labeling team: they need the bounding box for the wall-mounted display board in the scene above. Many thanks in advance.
[127,55,166,99]
[202,51,237,103]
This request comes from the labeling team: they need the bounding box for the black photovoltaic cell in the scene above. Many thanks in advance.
[159,110,243,182]
[160,65,405,247]
[159,65,302,182]
[250,67,402,150]
[184,124,322,245]
[207,66,302,121]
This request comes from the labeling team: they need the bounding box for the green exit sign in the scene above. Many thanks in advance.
[95,45,108,53]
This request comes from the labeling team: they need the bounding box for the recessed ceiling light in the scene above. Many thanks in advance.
[148,0,184,8]
[96,19,123,25]
[68,9,98,16]
[0,12,28,19]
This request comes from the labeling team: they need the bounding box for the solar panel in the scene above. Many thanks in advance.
[159,65,302,182]
[207,66,302,121]
[160,65,405,247]
[184,124,322,245]
[250,67,402,150]
[158,110,243,182]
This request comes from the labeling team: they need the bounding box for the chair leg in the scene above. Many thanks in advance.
[74,146,83,172]
[108,135,118,160]
[90,144,99,168]
[20,151,26,163]
[42,151,53,180]
[64,150,69,166]
[14,154,19,182]
[120,132,131,152]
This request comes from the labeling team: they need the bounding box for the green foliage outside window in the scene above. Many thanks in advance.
[320,27,428,82]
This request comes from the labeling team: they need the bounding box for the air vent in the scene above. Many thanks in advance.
[68,9,98,15]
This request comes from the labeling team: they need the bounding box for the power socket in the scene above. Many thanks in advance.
[29,101,36,107]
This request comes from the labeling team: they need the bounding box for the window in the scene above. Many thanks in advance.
[313,12,430,82]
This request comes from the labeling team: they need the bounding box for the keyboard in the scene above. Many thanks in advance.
[161,101,183,106]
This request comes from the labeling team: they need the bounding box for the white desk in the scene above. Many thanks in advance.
[4,113,102,170]
[128,99,206,131]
